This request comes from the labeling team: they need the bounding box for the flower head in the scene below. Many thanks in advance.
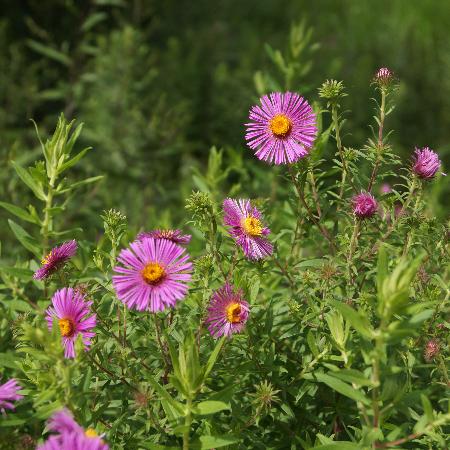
[137,229,191,246]
[412,147,441,179]
[245,92,317,165]
[112,238,192,312]
[206,283,250,338]
[0,378,23,413]
[34,240,77,280]
[352,192,378,219]
[374,67,394,88]
[46,288,96,359]
[38,409,108,450]
[380,183,392,194]
[223,198,273,260]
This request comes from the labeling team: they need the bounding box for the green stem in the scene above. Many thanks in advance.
[368,88,386,192]
[288,166,336,254]
[332,104,357,201]
[41,177,55,255]
[347,219,360,286]
[183,398,193,450]
[402,182,422,256]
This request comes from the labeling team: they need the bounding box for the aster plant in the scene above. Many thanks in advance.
[0,32,448,450]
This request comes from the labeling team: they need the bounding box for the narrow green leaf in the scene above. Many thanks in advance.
[314,372,371,405]
[8,220,41,257]
[58,147,91,174]
[329,300,374,339]
[0,267,34,280]
[27,39,72,66]
[0,202,39,224]
[190,435,239,449]
[192,400,229,416]
[11,161,46,201]
[313,443,360,450]
[203,336,225,381]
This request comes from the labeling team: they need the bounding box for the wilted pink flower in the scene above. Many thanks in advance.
[112,238,192,312]
[412,147,441,179]
[38,409,108,450]
[352,192,378,219]
[34,240,77,280]
[0,378,23,413]
[223,198,273,260]
[206,283,250,338]
[374,67,394,87]
[245,92,317,164]
[46,288,96,359]
[424,339,440,363]
[137,229,191,245]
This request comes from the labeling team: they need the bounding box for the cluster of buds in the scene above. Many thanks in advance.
[185,191,215,228]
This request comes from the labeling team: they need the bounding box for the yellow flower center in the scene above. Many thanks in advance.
[141,262,165,285]
[226,302,242,323]
[242,216,263,236]
[85,428,98,438]
[269,114,292,137]
[58,318,75,337]
[41,251,53,265]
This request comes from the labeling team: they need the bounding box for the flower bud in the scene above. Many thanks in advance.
[352,192,378,219]
[374,67,394,88]
[318,80,346,106]
[424,339,440,362]
[412,147,441,179]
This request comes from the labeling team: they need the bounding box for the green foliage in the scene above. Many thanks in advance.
[0,2,449,449]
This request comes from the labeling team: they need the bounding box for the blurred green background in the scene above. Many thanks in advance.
[1,0,449,247]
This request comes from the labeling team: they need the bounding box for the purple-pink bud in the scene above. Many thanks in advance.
[352,192,378,219]
[412,147,441,179]
[374,67,394,87]
[424,339,440,363]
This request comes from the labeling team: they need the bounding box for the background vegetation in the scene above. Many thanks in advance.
[1,0,450,252]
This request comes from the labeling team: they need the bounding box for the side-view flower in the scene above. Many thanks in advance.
[223,198,273,260]
[46,287,97,359]
[206,283,250,338]
[34,240,78,280]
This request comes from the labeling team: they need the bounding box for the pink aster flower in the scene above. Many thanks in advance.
[38,409,108,450]
[0,378,23,413]
[223,198,273,260]
[412,147,442,179]
[46,288,96,359]
[137,229,191,245]
[112,237,192,312]
[206,283,250,338]
[245,92,317,164]
[352,192,378,219]
[34,240,77,280]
